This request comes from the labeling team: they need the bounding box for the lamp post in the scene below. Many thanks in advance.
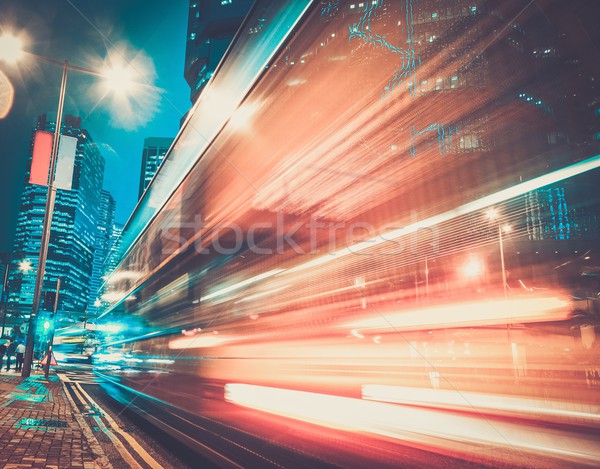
[20,60,68,378]
[485,208,518,382]
[496,222,507,297]
[44,277,60,380]
[485,208,511,297]
[1,268,7,338]
[1,258,33,338]
[0,33,136,377]
[1,259,11,339]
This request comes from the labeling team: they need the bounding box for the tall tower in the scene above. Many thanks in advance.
[104,223,123,278]
[88,190,116,316]
[184,0,254,104]
[10,114,104,319]
[138,137,174,199]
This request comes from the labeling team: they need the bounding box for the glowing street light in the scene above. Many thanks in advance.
[101,62,135,97]
[0,33,138,378]
[461,256,484,278]
[18,259,33,274]
[0,33,23,63]
[484,207,498,221]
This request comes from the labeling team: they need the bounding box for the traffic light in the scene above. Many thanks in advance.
[43,291,56,311]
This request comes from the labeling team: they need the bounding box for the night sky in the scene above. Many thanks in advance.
[0,0,190,252]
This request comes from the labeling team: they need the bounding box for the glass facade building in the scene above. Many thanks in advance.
[9,114,105,320]
[138,137,174,200]
[184,0,254,104]
[88,190,116,316]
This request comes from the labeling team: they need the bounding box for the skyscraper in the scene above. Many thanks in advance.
[139,137,174,199]
[105,223,123,276]
[10,114,104,320]
[88,190,116,316]
[184,0,254,104]
[311,1,600,237]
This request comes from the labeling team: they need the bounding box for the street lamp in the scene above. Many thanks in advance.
[461,255,484,279]
[0,34,136,377]
[485,208,511,297]
[1,257,32,338]
[0,33,23,63]
[486,207,518,382]
[19,259,33,274]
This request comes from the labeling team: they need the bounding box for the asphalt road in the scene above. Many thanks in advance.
[56,363,599,468]
[56,363,206,469]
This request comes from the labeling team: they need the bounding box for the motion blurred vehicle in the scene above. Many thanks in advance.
[93,1,600,467]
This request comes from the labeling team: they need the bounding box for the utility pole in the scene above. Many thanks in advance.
[1,261,9,338]
[44,277,60,380]
[22,61,68,378]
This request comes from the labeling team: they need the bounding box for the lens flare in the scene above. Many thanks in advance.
[0,70,14,118]
[0,34,23,63]
[102,63,134,97]
[97,43,162,130]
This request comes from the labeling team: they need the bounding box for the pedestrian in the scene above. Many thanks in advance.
[0,340,6,370]
[15,341,25,372]
[5,339,16,372]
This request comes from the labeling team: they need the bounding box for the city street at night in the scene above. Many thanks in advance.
[1,1,600,467]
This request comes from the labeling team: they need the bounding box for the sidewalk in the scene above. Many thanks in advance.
[0,368,108,468]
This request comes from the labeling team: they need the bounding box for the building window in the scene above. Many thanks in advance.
[459,134,481,150]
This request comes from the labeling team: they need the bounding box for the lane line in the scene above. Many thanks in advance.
[91,413,145,469]
[96,372,248,469]
[59,377,112,468]
[74,381,163,469]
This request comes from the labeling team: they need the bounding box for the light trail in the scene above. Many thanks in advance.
[200,268,285,302]
[285,154,600,275]
[340,296,570,331]
[362,385,600,426]
[225,383,600,465]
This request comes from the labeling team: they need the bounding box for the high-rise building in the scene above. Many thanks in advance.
[95,223,123,306]
[310,0,600,237]
[9,114,105,319]
[139,137,174,199]
[88,190,116,316]
[106,223,123,276]
[184,0,254,104]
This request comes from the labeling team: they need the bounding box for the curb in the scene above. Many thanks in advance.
[59,373,113,468]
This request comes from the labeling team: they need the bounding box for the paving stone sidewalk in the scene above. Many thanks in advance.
[0,369,108,469]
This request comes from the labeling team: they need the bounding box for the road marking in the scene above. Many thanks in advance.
[58,370,104,384]
[73,380,163,469]
[96,372,247,469]
[59,376,111,468]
